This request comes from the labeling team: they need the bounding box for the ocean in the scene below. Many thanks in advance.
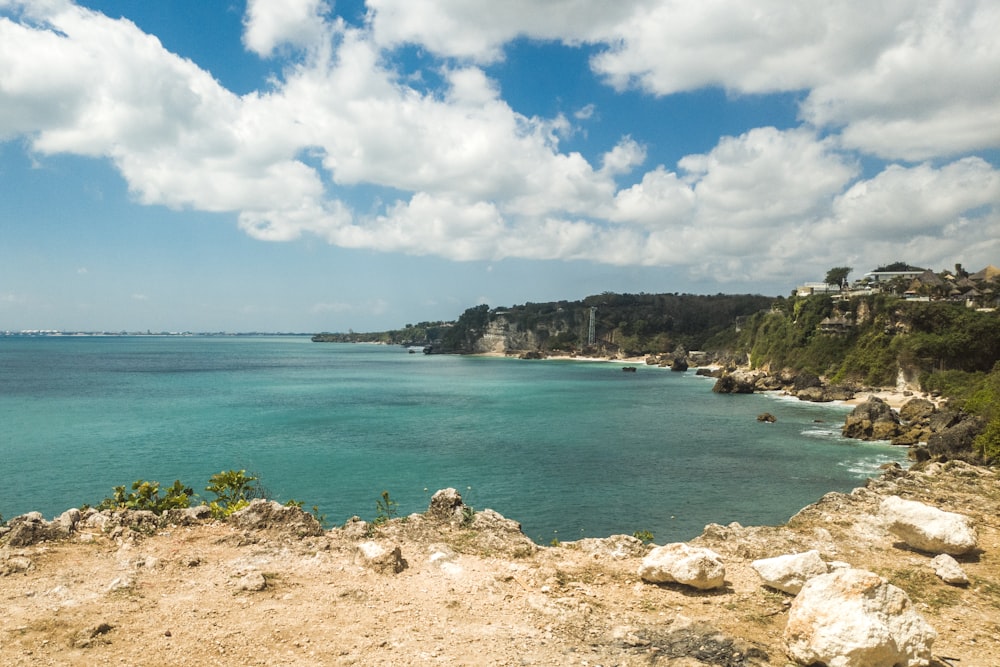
[0,335,906,544]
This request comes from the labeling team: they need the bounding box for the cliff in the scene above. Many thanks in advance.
[2,462,998,665]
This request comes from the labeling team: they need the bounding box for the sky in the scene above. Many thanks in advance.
[1,0,999,333]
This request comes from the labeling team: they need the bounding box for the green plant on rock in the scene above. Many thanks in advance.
[632,529,654,544]
[373,490,398,526]
[205,469,262,519]
[97,479,193,515]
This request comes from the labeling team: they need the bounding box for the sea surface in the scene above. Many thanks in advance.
[0,336,907,543]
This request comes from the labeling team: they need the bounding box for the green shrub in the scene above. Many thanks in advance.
[97,479,193,515]
[205,469,262,519]
[632,530,654,544]
[974,418,1000,461]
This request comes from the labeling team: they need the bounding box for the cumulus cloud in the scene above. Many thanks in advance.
[243,0,333,57]
[366,0,643,62]
[1,0,998,290]
[365,0,1000,161]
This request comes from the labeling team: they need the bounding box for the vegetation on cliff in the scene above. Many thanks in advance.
[440,292,775,356]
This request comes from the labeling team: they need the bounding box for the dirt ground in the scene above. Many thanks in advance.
[2,461,999,667]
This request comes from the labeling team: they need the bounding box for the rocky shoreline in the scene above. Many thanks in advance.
[2,462,999,665]
[492,349,985,463]
[701,365,986,463]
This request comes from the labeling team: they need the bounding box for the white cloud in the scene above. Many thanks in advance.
[363,0,1000,161]
[1,0,998,293]
[242,0,333,58]
[827,158,1000,239]
[681,128,858,227]
[366,0,643,63]
[609,167,694,228]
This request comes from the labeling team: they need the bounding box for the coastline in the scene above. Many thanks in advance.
[477,350,940,411]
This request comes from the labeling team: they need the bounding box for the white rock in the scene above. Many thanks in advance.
[785,568,936,667]
[638,543,725,590]
[881,496,978,555]
[356,541,407,574]
[751,550,829,594]
[237,572,267,591]
[56,508,81,532]
[930,554,969,585]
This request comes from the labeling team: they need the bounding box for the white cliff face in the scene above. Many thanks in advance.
[471,316,544,354]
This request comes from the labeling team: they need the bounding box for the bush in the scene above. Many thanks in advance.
[97,479,193,515]
[205,469,263,519]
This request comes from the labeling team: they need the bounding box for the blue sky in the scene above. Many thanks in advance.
[2,0,998,332]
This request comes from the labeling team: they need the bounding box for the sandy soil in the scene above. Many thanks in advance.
[2,461,999,666]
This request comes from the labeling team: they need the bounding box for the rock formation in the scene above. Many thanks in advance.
[880,495,978,555]
[841,396,901,440]
[784,568,937,667]
[751,550,829,594]
[638,543,726,590]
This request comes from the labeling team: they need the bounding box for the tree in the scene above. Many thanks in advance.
[824,266,852,287]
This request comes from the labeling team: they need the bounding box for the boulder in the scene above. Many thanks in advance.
[55,508,81,533]
[823,385,857,402]
[929,554,969,585]
[795,386,833,402]
[670,357,689,372]
[927,409,962,433]
[898,398,935,423]
[841,397,901,441]
[880,496,977,555]
[230,499,325,538]
[757,412,777,423]
[927,415,987,461]
[751,550,829,594]
[711,374,755,394]
[891,426,931,447]
[754,374,784,391]
[792,372,822,391]
[638,543,725,590]
[785,568,936,667]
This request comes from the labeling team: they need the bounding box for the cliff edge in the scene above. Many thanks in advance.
[2,462,998,666]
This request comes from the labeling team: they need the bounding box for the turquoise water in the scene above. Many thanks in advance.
[0,336,906,543]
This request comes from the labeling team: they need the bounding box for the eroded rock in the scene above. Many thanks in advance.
[881,495,977,555]
[751,550,829,595]
[638,543,725,590]
[784,568,936,667]
[230,499,324,538]
[930,553,969,585]
[356,541,407,574]
[842,397,901,441]
[427,488,465,522]
[3,512,66,547]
